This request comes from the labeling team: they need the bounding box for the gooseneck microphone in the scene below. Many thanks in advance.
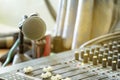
[22,16,46,40]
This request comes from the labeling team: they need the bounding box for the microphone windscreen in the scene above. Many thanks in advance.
[22,16,46,40]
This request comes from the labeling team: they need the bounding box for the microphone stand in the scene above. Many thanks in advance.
[12,17,31,64]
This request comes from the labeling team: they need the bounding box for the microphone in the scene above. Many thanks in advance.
[22,15,47,58]
[22,16,46,40]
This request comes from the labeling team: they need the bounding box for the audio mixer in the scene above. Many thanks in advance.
[0,32,120,80]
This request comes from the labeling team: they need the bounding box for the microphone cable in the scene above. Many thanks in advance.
[2,15,28,67]
[2,38,19,67]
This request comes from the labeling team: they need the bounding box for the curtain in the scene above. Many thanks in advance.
[54,0,116,51]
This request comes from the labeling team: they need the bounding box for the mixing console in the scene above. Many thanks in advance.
[0,32,120,80]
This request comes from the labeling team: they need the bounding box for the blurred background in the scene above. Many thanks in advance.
[0,0,59,34]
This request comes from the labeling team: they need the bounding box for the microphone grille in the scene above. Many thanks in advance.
[22,16,46,40]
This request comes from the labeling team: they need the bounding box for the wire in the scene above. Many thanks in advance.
[2,38,20,67]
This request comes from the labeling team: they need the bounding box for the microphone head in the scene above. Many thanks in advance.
[22,16,46,40]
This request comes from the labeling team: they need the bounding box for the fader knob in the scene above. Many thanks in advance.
[118,59,120,69]
[96,46,100,51]
[113,50,118,55]
[99,49,104,55]
[86,48,90,57]
[93,56,97,65]
[112,55,117,62]
[104,48,109,53]
[103,44,108,48]
[23,66,33,74]
[113,41,117,46]
[118,40,120,44]
[117,45,120,53]
[80,50,84,59]
[98,54,103,63]
[112,61,117,71]
[108,42,112,51]
[109,51,113,57]
[83,53,88,63]
[108,56,112,66]
[94,51,99,57]
[118,54,120,58]
[55,74,62,80]
[75,51,79,60]
[112,46,117,51]
[102,58,107,68]
[89,52,93,61]
[103,53,108,60]
[91,48,95,53]
[51,75,62,80]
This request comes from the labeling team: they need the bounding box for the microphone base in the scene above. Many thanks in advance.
[12,53,31,65]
